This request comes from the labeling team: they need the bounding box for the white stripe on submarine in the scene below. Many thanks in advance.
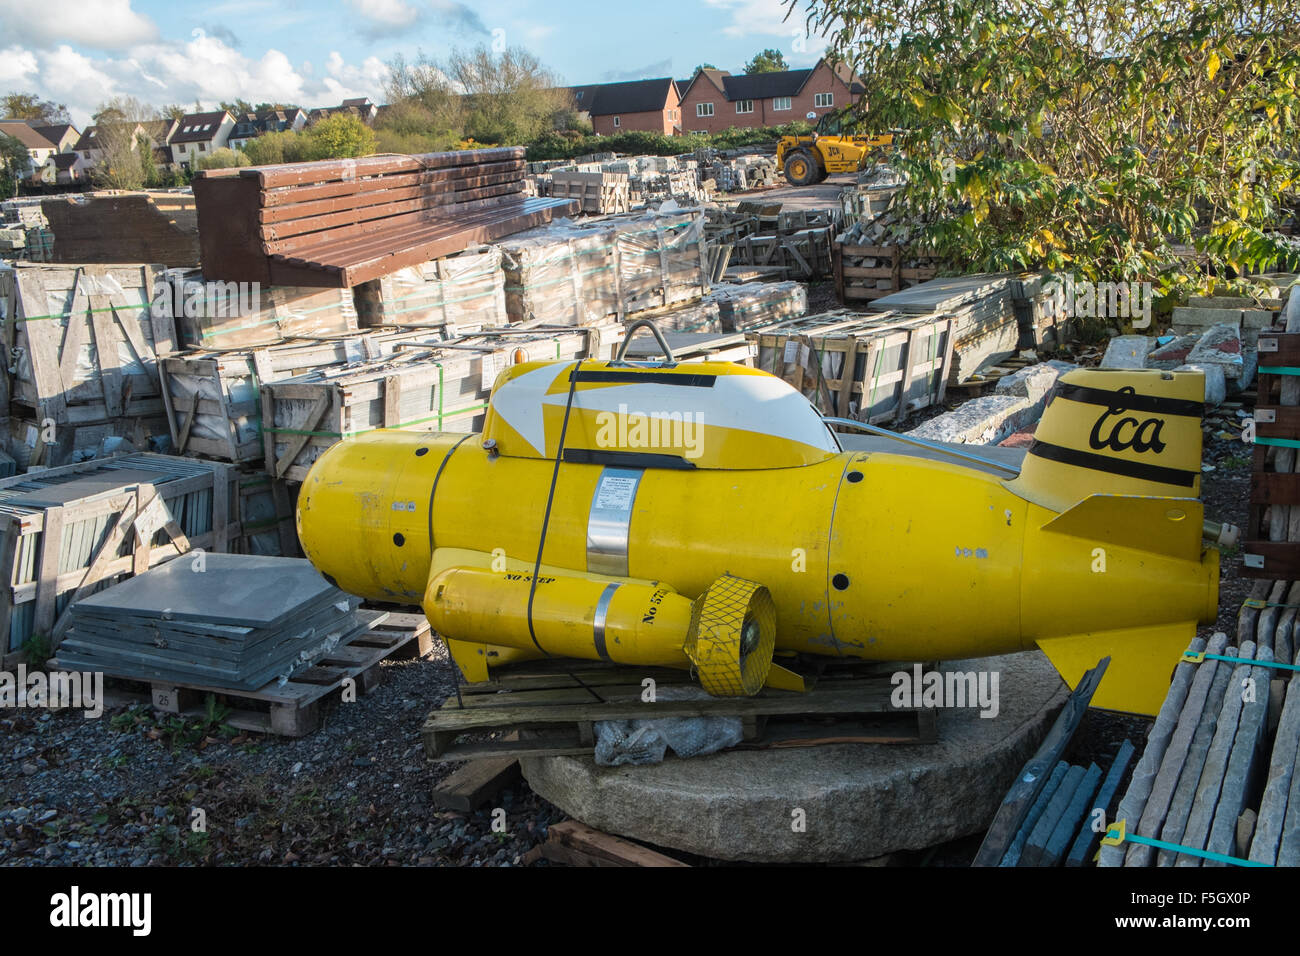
[493,364,840,456]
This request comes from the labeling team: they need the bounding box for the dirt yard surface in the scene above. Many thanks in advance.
[0,376,1254,867]
[728,172,857,212]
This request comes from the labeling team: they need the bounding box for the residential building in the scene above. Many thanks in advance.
[72,119,177,173]
[170,111,235,170]
[228,107,307,149]
[29,122,80,153]
[564,78,681,136]
[0,121,59,180]
[307,98,378,126]
[676,58,865,134]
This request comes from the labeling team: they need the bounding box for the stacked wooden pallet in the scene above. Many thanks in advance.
[261,323,619,481]
[1,261,179,467]
[1244,328,1300,578]
[0,453,279,663]
[498,211,709,327]
[746,310,954,424]
[191,148,580,287]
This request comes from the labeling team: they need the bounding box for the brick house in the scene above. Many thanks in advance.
[228,108,307,150]
[677,58,865,134]
[566,78,681,136]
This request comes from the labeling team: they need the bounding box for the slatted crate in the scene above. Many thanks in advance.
[353,246,507,332]
[261,324,618,481]
[158,328,447,463]
[1244,331,1300,578]
[833,242,943,304]
[748,311,954,424]
[0,453,251,664]
[2,262,180,426]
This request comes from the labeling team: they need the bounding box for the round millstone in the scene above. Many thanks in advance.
[520,650,1069,862]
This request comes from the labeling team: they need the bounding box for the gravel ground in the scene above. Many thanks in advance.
[0,359,1257,868]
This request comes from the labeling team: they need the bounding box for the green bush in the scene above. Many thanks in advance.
[524,121,813,161]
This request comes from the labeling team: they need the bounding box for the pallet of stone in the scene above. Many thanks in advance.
[621,330,756,365]
[497,211,709,326]
[0,453,250,663]
[3,262,180,427]
[1244,331,1300,578]
[159,328,446,463]
[549,171,632,215]
[748,311,954,424]
[193,148,580,287]
[709,281,808,331]
[41,191,201,268]
[261,325,616,481]
[833,242,943,303]
[88,608,432,737]
[352,246,506,332]
[421,659,936,761]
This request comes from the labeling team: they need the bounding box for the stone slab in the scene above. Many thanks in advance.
[1100,335,1154,370]
[907,394,1036,445]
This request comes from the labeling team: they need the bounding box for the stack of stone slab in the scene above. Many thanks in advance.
[869,274,1020,382]
[497,210,709,327]
[640,281,808,335]
[908,359,1076,446]
[57,554,377,692]
[549,171,631,215]
[1000,740,1136,866]
[352,246,507,333]
[1098,620,1299,867]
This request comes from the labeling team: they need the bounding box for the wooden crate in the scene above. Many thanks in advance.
[0,453,247,663]
[421,658,936,761]
[159,328,446,463]
[261,325,617,481]
[166,271,360,350]
[834,242,942,304]
[3,262,179,426]
[549,172,632,215]
[7,413,171,471]
[748,311,954,424]
[730,228,833,279]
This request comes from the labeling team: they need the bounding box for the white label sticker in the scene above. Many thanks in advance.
[594,475,638,511]
[783,340,799,363]
[390,500,417,512]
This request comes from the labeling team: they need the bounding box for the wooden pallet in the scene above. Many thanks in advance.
[421,657,938,761]
[523,821,690,867]
[834,242,942,304]
[94,610,432,737]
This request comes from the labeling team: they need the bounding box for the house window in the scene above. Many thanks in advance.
[198,143,206,151]
[815,92,834,108]
[696,102,714,117]
[773,96,792,111]
[613,116,620,127]
[735,100,754,114]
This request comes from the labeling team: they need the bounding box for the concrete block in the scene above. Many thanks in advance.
[1100,335,1154,369]
[994,360,1076,406]
[1186,323,1250,385]
[1147,334,1201,370]
[1174,364,1226,407]
[1171,306,1243,333]
[907,394,1035,445]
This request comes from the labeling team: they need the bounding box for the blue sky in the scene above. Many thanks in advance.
[0,0,830,126]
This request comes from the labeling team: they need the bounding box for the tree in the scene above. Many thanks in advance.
[693,63,718,74]
[744,49,789,74]
[159,104,188,121]
[2,93,70,124]
[220,99,255,117]
[240,130,299,166]
[801,0,1300,297]
[197,147,251,170]
[90,97,161,190]
[301,113,377,160]
[446,45,569,146]
[0,133,30,197]
[382,52,466,146]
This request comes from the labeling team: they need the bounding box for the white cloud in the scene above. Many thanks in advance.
[702,0,827,61]
[6,36,387,128]
[346,0,421,32]
[0,0,158,51]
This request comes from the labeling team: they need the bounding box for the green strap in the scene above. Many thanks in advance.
[1202,651,1300,673]
[1105,827,1270,867]
[1258,365,1300,376]
[1253,436,1300,449]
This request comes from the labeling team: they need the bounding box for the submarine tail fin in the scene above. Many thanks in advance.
[1010,368,1206,513]
[1036,620,1197,716]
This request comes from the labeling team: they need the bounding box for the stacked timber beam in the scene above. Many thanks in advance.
[191,148,581,287]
